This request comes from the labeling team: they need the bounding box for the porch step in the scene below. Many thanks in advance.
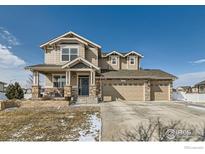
[76,96,98,104]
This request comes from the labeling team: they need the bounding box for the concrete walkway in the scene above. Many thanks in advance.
[100,101,205,141]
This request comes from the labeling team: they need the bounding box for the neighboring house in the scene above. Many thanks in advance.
[194,80,205,93]
[0,81,6,92]
[191,86,199,93]
[176,86,192,93]
[25,31,176,102]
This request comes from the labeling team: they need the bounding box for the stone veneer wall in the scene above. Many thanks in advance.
[89,85,96,96]
[64,86,72,97]
[32,86,41,99]
[169,82,173,101]
[96,79,102,97]
[144,80,151,101]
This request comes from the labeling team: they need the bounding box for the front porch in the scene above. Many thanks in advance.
[27,58,101,103]
[32,69,98,100]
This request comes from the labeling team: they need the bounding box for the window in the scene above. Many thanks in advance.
[129,56,135,65]
[70,48,78,61]
[111,56,117,65]
[62,48,70,61]
[61,47,78,62]
[53,75,66,88]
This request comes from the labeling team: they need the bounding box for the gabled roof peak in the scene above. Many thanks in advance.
[102,50,143,58]
[40,31,101,49]
[62,57,100,70]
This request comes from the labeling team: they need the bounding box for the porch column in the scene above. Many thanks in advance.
[64,70,72,98]
[93,71,96,85]
[32,71,40,99]
[33,71,39,86]
[66,70,71,86]
[90,70,96,86]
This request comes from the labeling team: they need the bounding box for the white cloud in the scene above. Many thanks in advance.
[0,44,25,68]
[0,67,31,88]
[174,71,205,88]
[0,27,20,46]
[0,27,28,87]
[190,59,205,64]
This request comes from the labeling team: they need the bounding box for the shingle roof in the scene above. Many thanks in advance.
[101,69,177,80]
[25,64,63,70]
[195,80,205,86]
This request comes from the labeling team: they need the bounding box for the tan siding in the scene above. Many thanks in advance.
[45,73,53,87]
[127,56,139,70]
[85,47,98,66]
[100,55,140,70]
[102,79,145,101]
[110,56,120,70]
[100,57,110,69]
[45,49,59,64]
[44,44,85,65]
[121,57,127,69]
[100,56,120,70]
[70,72,77,86]
[150,80,171,101]
[79,44,85,58]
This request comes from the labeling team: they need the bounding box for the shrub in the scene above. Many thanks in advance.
[5,82,24,99]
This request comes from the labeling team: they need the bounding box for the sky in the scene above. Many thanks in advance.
[0,6,205,87]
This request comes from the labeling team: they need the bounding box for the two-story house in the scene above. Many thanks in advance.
[25,31,176,102]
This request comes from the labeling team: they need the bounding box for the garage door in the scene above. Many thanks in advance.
[102,79,144,101]
[151,82,170,101]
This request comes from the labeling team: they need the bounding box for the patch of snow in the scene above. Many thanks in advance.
[24,94,32,99]
[60,119,67,127]
[68,115,74,119]
[34,135,44,140]
[78,113,101,141]
[4,107,18,112]
[188,105,205,111]
[0,92,7,100]
[12,124,32,139]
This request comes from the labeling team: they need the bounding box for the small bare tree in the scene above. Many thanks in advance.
[196,124,205,141]
[119,118,199,141]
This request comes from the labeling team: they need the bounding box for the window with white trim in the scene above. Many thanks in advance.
[111,56,117,65]
[53,75,66,88]
[129,56,135,65]
[61,47,78,61]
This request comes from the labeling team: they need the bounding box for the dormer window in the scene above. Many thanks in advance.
[129,56,135,65]
[111,56,117,65]
[61,46,78,62]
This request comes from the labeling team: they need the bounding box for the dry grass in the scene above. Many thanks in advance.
[0,100,100,141]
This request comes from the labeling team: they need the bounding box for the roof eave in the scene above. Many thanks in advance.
[101,76,176,80]
[40,31,101,49]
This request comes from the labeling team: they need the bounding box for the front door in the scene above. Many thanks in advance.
[78,76,89,96]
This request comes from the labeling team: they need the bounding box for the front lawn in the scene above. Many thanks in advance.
[0,104,101,141]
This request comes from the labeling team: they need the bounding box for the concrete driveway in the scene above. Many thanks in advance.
[100,101,205,141]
